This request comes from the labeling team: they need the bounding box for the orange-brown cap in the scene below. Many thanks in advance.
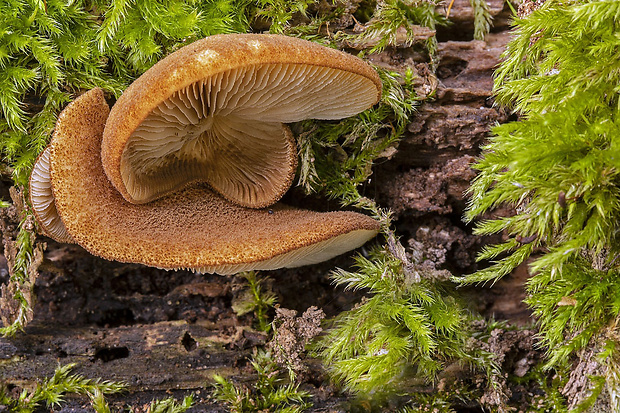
[29,146,74,243]
[102,33,382,208]
[51,88,379,274]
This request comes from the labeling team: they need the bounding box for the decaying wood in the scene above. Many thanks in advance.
[1,320,254,389]
[0,1,543,410]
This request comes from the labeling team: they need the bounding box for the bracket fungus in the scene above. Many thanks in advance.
[31,88,379,274]
[101,33,382,208]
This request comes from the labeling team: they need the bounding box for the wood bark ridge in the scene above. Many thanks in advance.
[1,320,248,388]
[0,0,523,410]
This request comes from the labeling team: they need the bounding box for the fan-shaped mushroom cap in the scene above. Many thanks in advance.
[102,33,382,208]
[52,89,379,274]
[29,146,74,243]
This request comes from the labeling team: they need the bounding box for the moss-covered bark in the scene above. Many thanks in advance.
[5,0,618,411]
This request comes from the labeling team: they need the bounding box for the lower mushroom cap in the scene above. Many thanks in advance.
[50,88,379,274]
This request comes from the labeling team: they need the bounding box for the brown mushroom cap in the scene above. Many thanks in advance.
[29,146,74,243]
[52,88,379,274]
[102,33,382,208]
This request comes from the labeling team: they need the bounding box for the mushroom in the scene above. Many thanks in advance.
[49,88,379,274]
[101,33,382,208]
[29,146,74,243]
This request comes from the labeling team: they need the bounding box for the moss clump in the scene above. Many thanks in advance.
[232,271,278,333]
[314,249,475,394]
[464,0,620,408]
[212,349,312,413]
[0,363,125,412]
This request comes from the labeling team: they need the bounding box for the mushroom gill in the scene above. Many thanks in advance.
[50,88,379,274]
[29,146,74,243]
[102,34,382,208]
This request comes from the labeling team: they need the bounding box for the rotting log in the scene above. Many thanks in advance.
[0,320,254,388]
[0,0,536,410]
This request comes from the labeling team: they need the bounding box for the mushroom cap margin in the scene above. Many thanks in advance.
[29,146,75,243]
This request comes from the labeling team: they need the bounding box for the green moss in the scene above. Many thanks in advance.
[0,363,125,413]
[314,249,473,394]
[146,395,195,413]
[212,349,312,412]
[232,271,278,333]
[470,0,493,40]
[0,220,35,337]
[463,0,620,406]
[296,66,419,208]
[0,363,195,412]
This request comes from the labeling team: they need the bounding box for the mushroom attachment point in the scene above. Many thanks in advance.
[48,88,380,274]
[102,33,382,208]
[29,146,74,243]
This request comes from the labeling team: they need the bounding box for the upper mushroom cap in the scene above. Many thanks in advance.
[29,146,74,243]
[52,88,379,274]
[101,33,382,208]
